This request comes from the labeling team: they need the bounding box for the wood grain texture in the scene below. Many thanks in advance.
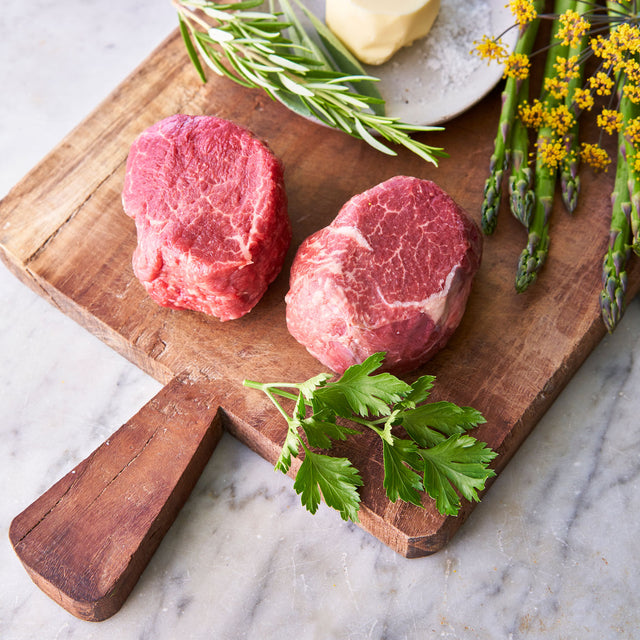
[9,373,223,622]
[2,27,639,574]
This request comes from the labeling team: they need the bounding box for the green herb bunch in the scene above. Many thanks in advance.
[173,0,446,165]
[244,353,497,522]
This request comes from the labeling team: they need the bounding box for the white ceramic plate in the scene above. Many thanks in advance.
[306,0,516,126]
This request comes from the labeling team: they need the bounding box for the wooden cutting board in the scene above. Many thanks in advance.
[3,28,639,620]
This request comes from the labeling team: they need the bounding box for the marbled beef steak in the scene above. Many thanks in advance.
[122,114,291,321]
[285,176,482,374]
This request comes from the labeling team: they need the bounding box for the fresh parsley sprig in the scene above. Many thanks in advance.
[243,353,497,522]
[173,0,446,165]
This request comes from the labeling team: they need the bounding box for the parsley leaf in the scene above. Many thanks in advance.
[382,436,424,508]
[275,394,304,473]
[293,448,363,522]
[301,408,359,449]
[396,375,436,409]
[400,401,487,448]
[419,435,498,516]
[274,422,300,474]
[299,372,332,402]
[313,352,412,417]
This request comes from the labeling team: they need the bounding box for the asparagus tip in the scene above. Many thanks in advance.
[515,231,548,293]
[561,175,580,214]
[509,175,535,228]
[482,173,503,235]
[600,286,625,333]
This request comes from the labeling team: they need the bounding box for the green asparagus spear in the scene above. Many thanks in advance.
[515,156,554,293]
[560,133,580,213]
[481,1,543,235]
[626,62,640,255]
[560,0,589,213]
[481,78,519,234]
[630,165,640,256]
[509,76,535,227]
[600,132,632,332]
[516,0,575,292]
[600,1,634,330]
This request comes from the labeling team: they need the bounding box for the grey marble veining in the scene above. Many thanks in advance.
[1,2,639,639]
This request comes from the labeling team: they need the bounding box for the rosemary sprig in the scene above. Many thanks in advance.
[173,0,447,165]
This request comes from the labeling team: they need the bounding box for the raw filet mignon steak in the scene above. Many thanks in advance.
[122,114,291,321]
[285,176,482,374]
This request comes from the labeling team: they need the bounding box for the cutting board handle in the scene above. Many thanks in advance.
[8,372,223,622]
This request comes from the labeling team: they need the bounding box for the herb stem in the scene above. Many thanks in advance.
[265,388,295,422]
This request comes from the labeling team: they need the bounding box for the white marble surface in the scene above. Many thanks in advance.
[1,2,639,639]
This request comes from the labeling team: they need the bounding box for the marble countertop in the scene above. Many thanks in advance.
[1,2,639,639]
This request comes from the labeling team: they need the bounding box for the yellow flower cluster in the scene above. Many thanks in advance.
[557,9,589,48]
[547,104,575,136]
[573,87,594,111]
[536,136,566,170]
[597,108,623,135]
[580,143,611,172]
[626,58,640,84]
[591,23,640,105]
[592,23,640,72]
[555,55,580,82]
[518,99,544,128]
[544,76,568,100]
[508,0,538,27]
[623,83,640,103]
[588,71,614,96]
[524,89,616,172]
[518,99,575,138]
[626,117,640,145]
[542,55,582,99]
[474,4,640,174]
[473,34,507,63]
[504,53,531,80]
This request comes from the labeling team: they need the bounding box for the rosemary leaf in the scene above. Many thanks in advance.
[178,14,207,82]
[354,119,397,155]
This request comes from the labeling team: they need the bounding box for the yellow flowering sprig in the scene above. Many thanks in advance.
[474,0,640,329]
[557,7,590,48]
[475,0,640,175]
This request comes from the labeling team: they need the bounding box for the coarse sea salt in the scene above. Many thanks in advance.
[361,0,504,125]
[420,0,492,91]
[301,0,510,125]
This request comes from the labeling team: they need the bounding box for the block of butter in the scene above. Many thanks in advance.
[325,0,441,66]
